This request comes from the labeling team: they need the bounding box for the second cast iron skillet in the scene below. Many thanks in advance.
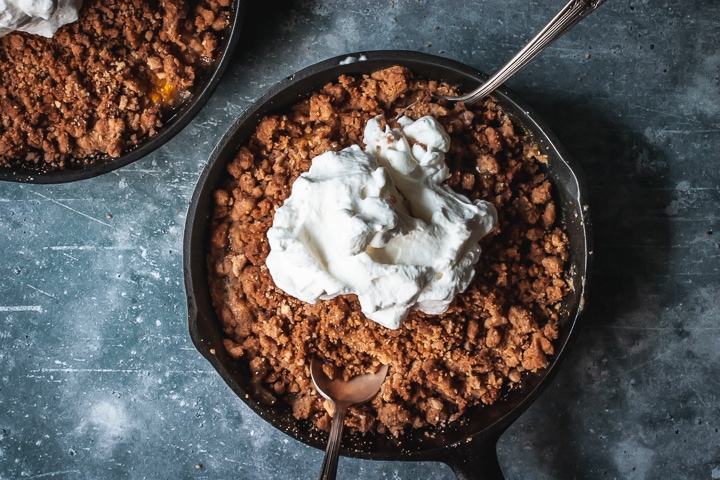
[184,50,591,479]
[0,0,246,184]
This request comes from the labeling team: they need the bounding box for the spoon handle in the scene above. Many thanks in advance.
[318,402,349,480]
[442,0,607,105]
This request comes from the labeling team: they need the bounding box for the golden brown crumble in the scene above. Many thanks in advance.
[207,66,571,437]
[0,0,231,172]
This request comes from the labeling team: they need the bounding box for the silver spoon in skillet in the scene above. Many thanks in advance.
[310,358,389,480]
[438,0,607,105]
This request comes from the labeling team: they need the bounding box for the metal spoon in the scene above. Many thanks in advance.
[310,358,389,480]
[438,0,608,105]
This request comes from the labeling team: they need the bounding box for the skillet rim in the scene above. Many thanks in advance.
[183,49,592,468]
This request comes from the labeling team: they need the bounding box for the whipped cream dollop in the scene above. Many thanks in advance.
[0,0,82,38]
[266,115,497,330]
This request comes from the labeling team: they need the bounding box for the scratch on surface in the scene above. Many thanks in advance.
[623,349,677,376]
[29,368,211,375]
[222,456,253,466]
[31,191,112,227]
[595,325,720,332]
[22,470,81,479]
[654,129,720,135]
[629,103,691,120]
[26,284,55,298]
[117,168,162,176]
[0,305,43,312]
[44,245,134,251]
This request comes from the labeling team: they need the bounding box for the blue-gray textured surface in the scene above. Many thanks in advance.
[1,0,719,479]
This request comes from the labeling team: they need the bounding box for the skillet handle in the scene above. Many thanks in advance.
[435,436,504,480]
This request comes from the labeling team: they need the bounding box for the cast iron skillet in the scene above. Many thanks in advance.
[183,51,591,479]
[0,0,246,184]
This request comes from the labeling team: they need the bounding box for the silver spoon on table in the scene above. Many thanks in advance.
[438,0,608,105]
[310,358,389,480]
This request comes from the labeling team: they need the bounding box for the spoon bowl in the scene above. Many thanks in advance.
[310,359,389,480]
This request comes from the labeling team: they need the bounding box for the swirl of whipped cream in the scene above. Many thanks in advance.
[0,0,82,38]
[266,115,497,330]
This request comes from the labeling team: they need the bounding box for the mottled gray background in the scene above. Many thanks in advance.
[1,0,719,479]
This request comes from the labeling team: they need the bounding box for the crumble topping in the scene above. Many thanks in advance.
[208,66,571,437]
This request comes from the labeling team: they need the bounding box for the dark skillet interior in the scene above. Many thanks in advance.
[0,0,246,184]
[184,51,591,471]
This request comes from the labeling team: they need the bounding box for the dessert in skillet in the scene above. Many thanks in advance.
[0,0,231,172]
[207,66,570,437]
[265,113,498,330]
